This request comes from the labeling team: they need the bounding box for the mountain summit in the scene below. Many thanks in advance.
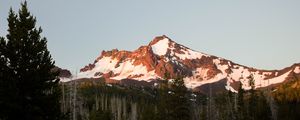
[77,35,300,92]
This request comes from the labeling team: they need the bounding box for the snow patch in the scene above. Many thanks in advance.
[151,38,169,56]
[77,55,161,81]
[77,57,118,79]
[228,61,232,67]
[106,84,113,87]
[255,70,292,88]
[294,66,300,73]
[111,61,148,80]
[213,59,229,73]
[230,66,247,80]
[225,83,238,93]
[184,73,226,89]
[174,48,206,60]
[59,77,72,82]
[195,68,209,80]
[111,61,159,81]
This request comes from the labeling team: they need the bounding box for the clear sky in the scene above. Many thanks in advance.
[1,0,300,71]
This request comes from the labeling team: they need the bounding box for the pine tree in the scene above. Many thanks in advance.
[248,74,257,120]
[0,2,62,120]
[237,81,245,120]
[156,80,169,120]
[156,76,191,120]
[0,36,15,120]
[168,77,191,120]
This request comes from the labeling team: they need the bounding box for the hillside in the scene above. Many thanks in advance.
[64,35,300,93]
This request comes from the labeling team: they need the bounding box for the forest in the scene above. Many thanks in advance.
[60,75,300,120]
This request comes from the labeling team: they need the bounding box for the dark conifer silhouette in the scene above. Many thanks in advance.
[0,2,62,120]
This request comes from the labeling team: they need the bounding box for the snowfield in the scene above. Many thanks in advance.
[67,36,299,92]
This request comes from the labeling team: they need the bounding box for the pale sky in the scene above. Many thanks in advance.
[1,0,300,72]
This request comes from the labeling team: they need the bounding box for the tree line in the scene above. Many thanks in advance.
[60,73,300,120]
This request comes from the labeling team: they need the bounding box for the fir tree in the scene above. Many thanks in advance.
[156,76,191,120]
[0,2,62,120]
[237,81,245,120]
[0,36,14,120]
[168,77,191,120]
[248,74,257,120]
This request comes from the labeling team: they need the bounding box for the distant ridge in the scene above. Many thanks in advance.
[65,35,300,92]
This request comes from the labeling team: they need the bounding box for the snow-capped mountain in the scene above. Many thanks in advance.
[76,35,300,92]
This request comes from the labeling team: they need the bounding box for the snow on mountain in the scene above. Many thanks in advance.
[77,57,117,78]
[294,66,300,73]
[255,70,292,88]
[77,56,159,81]
[151,38,169,56]
[172,45,207,60]
[76,35,300,92]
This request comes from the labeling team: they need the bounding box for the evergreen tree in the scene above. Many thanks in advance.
[0,2,62,120]
[89,109,112,120]
[248,74,257,120]
[156,76,191,120]
[158,78,190,120]
[168,77,191,120]
[0,37,14,120]
[237,81,245,120]
[156,79,169,120]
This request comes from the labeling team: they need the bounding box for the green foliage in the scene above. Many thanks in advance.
[0,2,63,119]
[89,109,112,120]
[63,79,158,120]
[273,76,300,103]
[248,74,257,120]
[273,76,300,119]
[237,81,245,120]
[157,77,191,120]
[254,92,271,120]
[61,76,300,120]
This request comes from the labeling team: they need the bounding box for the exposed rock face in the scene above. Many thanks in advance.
[77,35,300,92]
[52,67,72,78]
[80,64,95,72]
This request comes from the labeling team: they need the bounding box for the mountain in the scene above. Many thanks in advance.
[75,35,300,93]
[52,66,71,78]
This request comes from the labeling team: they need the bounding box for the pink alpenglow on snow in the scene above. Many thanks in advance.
[73,35,300,92]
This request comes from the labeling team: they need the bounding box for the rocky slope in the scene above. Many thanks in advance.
[76,35,300,92]
[52,66,72,82]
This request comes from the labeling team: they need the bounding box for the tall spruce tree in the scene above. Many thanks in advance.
[0,2,62,120]
[168,77,191,120]
[156,75,191,120]
[237,81,245,120]
[248,74,257,120]
[0,37,13,119]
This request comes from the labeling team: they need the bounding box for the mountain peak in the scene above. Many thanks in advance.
[76,36,300,93]
[149,35,172,56]
[148,35,171,45]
